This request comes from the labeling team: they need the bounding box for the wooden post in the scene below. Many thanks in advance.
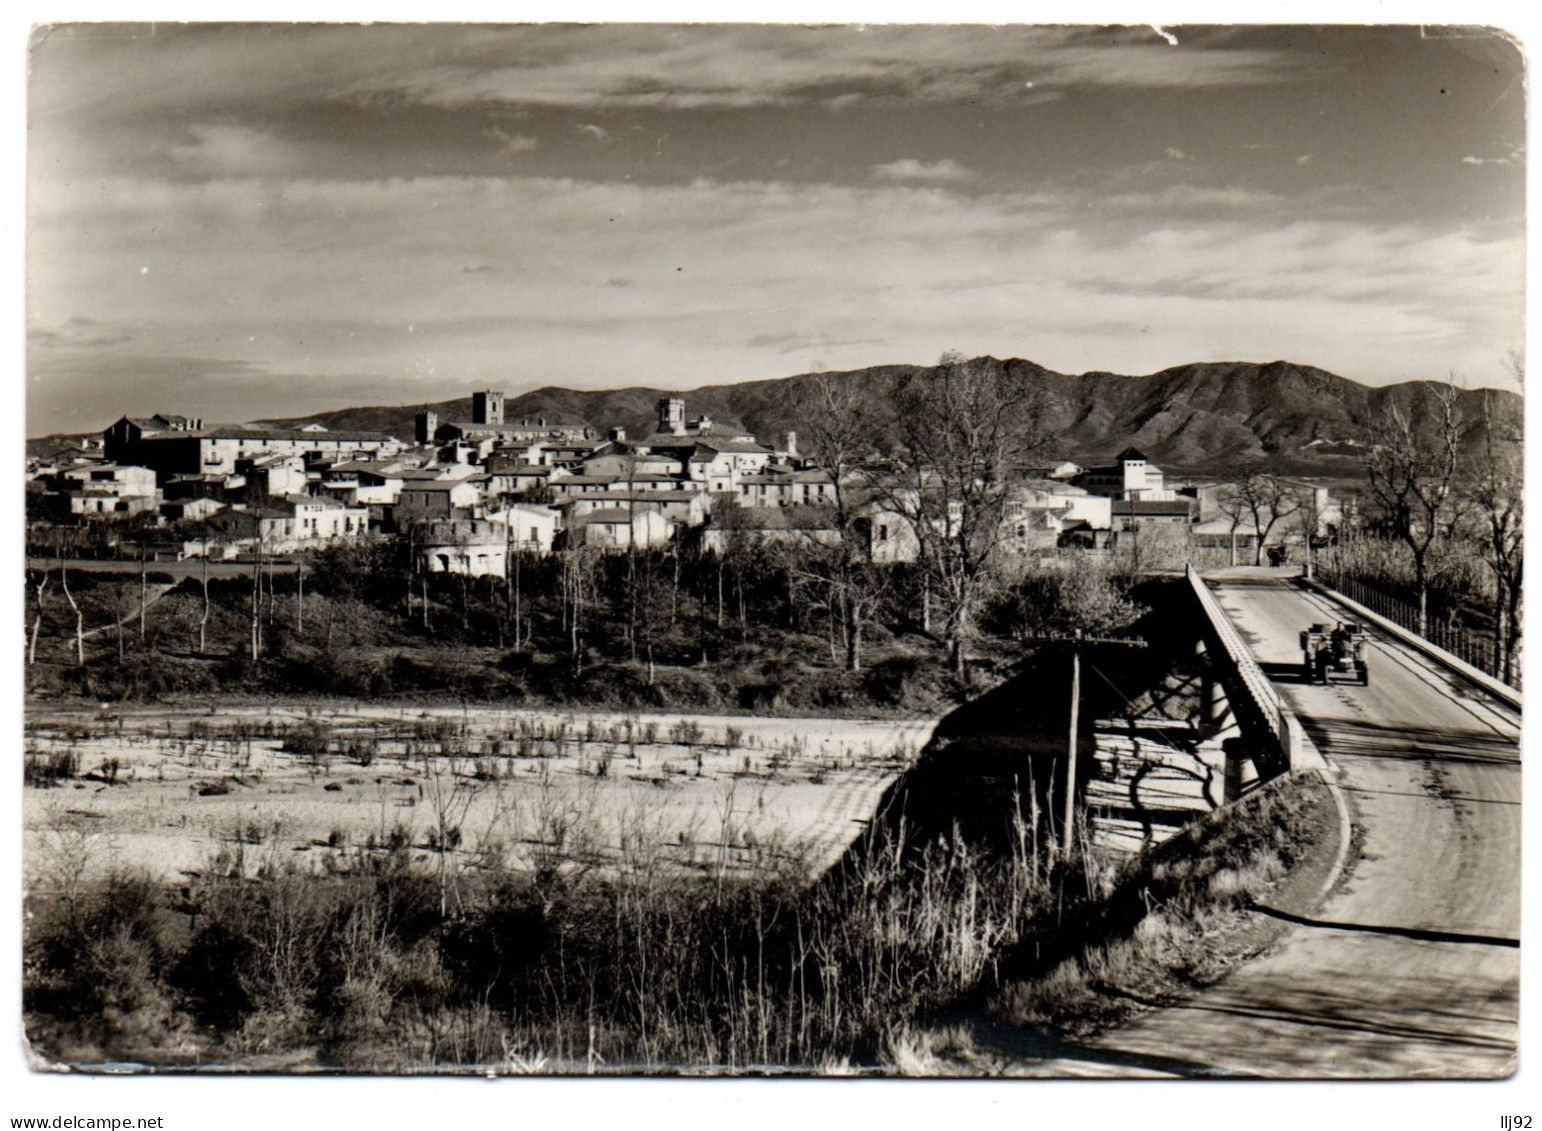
[1063,631,1081,859]
[1020,629,1147,863]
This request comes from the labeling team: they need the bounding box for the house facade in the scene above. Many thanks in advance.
[1075,448,1177,502]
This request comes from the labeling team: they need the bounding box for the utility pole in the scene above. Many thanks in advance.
[1020,629,1147,860]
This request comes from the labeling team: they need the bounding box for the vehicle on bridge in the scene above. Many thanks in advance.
[1300,622,1369,686]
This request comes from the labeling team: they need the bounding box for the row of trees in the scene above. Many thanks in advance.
[791,351,1050,676]
[1351,371,1522,682]
[24,351,1057,685]
[26,352,1521,690]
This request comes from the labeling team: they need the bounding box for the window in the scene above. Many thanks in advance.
[877,524,888,542]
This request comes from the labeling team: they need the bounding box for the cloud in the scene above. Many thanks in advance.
[29,316,135,350]
[1164,147,1189,160]
[872,158,974,183]
[823,92,866,110]
[487,126,538,154]
[746,331,886,354]
[1103,185,1282,211]
[577,123,609,142]
[26,168,1524,436]
[158,121,301,178]
[1462,155,1512,166]
[320,26,1312,113]
[1296,154,1314,165]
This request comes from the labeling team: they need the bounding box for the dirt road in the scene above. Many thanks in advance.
[1043,570,1521,1078]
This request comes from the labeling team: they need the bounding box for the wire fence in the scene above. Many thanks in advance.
[1314,567,1519,691]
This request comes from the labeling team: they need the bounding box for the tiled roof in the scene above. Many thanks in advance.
[400,479,479,492]
[555,491,694,506]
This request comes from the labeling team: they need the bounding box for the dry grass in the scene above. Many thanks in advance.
[22,740,1333,1074]
[990,772,1330,1039]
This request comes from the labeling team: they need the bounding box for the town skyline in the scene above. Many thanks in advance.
[26,22,1526,437]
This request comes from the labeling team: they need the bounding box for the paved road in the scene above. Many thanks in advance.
[1046,569,1521,1078]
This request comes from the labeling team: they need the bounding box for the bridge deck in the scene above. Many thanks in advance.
[1042,568,1520,1078]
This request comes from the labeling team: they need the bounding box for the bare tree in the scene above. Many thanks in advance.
[198,531,214,654]
[1364,379,1463,636]
[1212,479,1253,568]
[60,558,84,667]
[250,533,264,660]
[884,352,1049,675]
[27,565,50,666]
[793,372,890,671]
[1221,466,1303,566]
[137,544,148,642]
[505,520,528,650]
[1463,379,1523,682]
[633,547,671,684]
[560,545,600,670]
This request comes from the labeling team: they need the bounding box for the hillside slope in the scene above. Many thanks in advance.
[164,357,1525,474]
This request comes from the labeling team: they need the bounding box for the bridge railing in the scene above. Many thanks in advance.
[1313,564,1519,691]
[1185,565,1293,773]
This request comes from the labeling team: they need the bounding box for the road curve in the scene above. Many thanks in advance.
[1048,569,1521,1078]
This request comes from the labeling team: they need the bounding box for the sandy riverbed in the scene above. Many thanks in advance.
[24,702,938,887]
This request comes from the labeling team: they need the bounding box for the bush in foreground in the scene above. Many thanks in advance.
[23,772,1333,1072]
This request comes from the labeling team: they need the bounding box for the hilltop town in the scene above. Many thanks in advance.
[27,379,1349,575]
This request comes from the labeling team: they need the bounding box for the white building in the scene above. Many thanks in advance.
[566,507,672,550]
[205,494,369,551]
[1075,448,1177,502]
[735,467,836,509]
[484,503,561,554]
[1006,480,1112,530]
[417,512,558,576]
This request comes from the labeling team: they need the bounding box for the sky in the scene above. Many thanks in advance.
[24,21,1528,435]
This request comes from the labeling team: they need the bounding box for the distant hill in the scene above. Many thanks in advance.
[40,357,1521,475]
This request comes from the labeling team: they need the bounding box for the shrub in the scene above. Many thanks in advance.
[24,747,79,788]
[24,868,195,1062]
[282,720,332,760]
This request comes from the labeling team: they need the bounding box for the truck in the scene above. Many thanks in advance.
[1300,622,1369,686]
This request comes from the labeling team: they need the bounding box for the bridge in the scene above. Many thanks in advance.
[1061,565,1521,1078]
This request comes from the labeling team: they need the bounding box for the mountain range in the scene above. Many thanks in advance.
[251,358,1521,475]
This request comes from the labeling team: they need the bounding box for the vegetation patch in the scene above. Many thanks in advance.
[24,763,1339,1073]
[988,770,1342,1042]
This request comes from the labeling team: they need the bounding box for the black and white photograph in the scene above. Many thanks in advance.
[12,12,1528,1114]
